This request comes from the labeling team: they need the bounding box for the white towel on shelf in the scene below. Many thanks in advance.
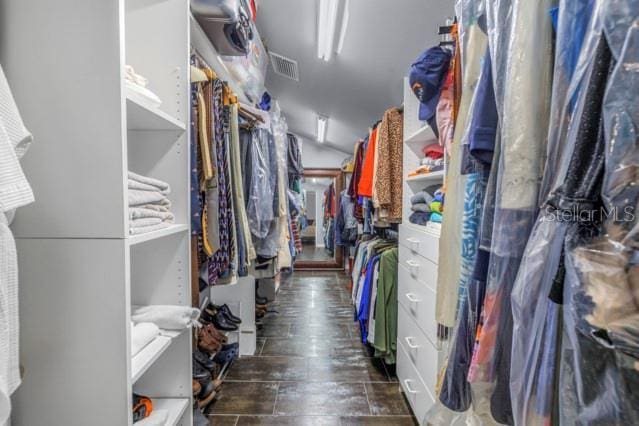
[126,80,162,108]
[128,171,171,195]
[129,207,175,223]
[128,189,170,208]
[129,222,171,235]
[130,217,163,228]
[131,322,160,357]
[132,305,201,331]
[134,409,169,425]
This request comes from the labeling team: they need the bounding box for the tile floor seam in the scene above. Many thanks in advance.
[272,381,281,415]
[362,382,373,416]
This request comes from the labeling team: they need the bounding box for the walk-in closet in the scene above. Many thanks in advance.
[0,0,637,425]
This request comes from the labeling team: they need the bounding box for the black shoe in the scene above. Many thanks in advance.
[192,359,211,384]
[193,350,216,371]
[210,303,241,324]
[210,311,239,331]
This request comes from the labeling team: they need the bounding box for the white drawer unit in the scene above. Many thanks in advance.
[398,264,439,347]
[398,303,440,396]
[398,245,438,289]
[397,338,436,423]
[399,223,440,264]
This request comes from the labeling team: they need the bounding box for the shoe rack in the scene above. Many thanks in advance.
[0,0,192,424]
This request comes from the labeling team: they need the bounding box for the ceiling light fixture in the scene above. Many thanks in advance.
[317,115,328,143]
[317,0,340,61]
[336,0,350,54]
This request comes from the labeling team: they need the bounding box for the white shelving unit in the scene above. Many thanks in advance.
[1,0,192,424]
[397,77,445,422]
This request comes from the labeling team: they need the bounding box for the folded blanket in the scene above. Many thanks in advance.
[411,203,430,213]
[128,171,170,195]
[128,189,170,207]
[129,222,171,235]
[134,410,168,426]
[430,212,443,223]
[131,322,160,357]
[430,201,443,213]
[132,305,201,330]
[129,207,175,222]
[410,191,434,205]
[409,211,431,226]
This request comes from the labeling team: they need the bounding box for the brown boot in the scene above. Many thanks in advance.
[203,324,228,344]
[197,327,222,354]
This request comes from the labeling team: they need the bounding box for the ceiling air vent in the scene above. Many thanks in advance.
[269,52,299,81]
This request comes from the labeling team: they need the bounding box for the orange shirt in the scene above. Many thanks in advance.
[357,127,378,197]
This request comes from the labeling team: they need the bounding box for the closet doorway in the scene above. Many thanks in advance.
[295,168,344,270]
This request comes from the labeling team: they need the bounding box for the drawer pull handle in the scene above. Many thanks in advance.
[404,379,418,394]
[406,237,420,245]
[406,260,420,268]
[406,293,421,303]
[405,336,420,349]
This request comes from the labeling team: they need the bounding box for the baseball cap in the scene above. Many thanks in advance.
[409,46,452,123]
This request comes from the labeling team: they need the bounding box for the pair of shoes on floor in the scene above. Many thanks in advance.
[192,348,233,409]
[200,303,240,331]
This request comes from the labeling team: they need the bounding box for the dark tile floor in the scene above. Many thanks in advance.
[207,271,416,425]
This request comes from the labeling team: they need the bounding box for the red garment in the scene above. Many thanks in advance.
[423,142,444,159]
[357,127,378,198]
[348,141,364,198]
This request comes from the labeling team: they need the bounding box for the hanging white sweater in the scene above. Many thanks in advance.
[0,65,34,425]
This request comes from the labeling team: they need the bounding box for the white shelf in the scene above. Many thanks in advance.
[132,335,172,383]
[148,398,189,426]
[126,94,186,132]
[406,170,445,183]
[405,124,436,144]
[128,224,189,246]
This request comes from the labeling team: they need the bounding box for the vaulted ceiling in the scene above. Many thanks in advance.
[256,0,454,153]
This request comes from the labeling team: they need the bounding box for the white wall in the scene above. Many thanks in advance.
[302,141,350,169]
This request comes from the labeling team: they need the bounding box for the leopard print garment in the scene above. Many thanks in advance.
[375,108,403,222]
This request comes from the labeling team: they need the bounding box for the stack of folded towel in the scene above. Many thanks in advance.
[125,65,162,108]
[409,187,445,228]
[129,171,175,235]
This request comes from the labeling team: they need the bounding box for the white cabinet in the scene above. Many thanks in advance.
[397,77,445,424]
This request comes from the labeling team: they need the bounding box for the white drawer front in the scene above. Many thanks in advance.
[398,264,439,347]
[398,246,437,290]
[398,303,440,397]
[399,224,440,264]
[397,339,435,422]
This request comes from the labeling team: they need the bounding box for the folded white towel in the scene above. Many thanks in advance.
[128,171,171,195]
[134,409,168,426]
[129,222,171,235]
[132,305,201,331]
[130,217,162,228]
[131,322,160,357]
[126,80,162,108]
[128,189,170,208]
[129,207,175,222]
[137,204,171,213]
[129,179,170,196]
